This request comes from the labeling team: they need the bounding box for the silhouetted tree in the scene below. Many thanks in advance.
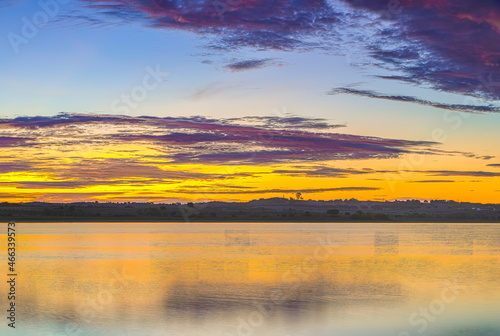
[327,209,340,216]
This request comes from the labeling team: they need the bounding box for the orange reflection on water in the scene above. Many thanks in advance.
[0,223,498,336]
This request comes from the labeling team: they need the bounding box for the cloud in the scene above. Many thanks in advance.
[410,180,455,183]
[425,170,500,177]
[1,113,494,202]
[487,163,500,167]
[0,113,438,165]
[0,113,139,129]
[276,166,500,180]
[71,0,500,101]
[0,194,33,201]
[0,157,255,190]
[225,58,282,72]
[171,187,379,195]
[118,129,435,164]
[0,162,34,174]
[55,158,244,181]
[225,116,346,130]
[0,136,33,147]
[35,192,126,202]
[342,0,500,100]
[78,0,338,50]
[272,166,375,177]
[187,82,238,101]
[329,88,500,114]
[0,191,125,203]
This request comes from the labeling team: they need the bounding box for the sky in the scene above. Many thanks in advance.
[0,0,499,203]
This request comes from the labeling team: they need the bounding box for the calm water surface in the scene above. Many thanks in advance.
[1,222,499,336]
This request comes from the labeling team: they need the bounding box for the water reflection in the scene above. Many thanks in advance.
[0,223,498,336]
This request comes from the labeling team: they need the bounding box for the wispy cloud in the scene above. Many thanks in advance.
[187,82,241,101]
[225,116,345,131]
[0,136,33,147]
[272,166,376,177]
[0,161,35,174]
[410,180,455,183]
[171,187,379,195]
[0,113,138,129]
[328,88,500,114]
[225,58,282,72]
[424,170,500,177]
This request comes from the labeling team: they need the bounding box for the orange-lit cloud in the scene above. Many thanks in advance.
[0,113,498,203]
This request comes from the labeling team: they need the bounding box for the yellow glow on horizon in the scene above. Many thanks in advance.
[0,138,498,203]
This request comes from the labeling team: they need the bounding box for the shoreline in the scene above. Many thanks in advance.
[3,217,499,223]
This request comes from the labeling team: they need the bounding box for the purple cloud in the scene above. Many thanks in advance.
[80,0,337,50]
[225,58,282,72]
[424,170,500,177]
[343,0,500,99]
[1,113,491,190]
[171,186,379,194]
[72,0,500,100]
[329,88,500,114]
[113,119,438,164]
[272,166,375,177]
[0,113,443,166]
[0,136,33,147]
[0,113,142,129]
[0,162,34,174]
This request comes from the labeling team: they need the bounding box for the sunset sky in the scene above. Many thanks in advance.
[0,0,499,203]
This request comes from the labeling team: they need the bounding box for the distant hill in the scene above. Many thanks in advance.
[1,198,499,222]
